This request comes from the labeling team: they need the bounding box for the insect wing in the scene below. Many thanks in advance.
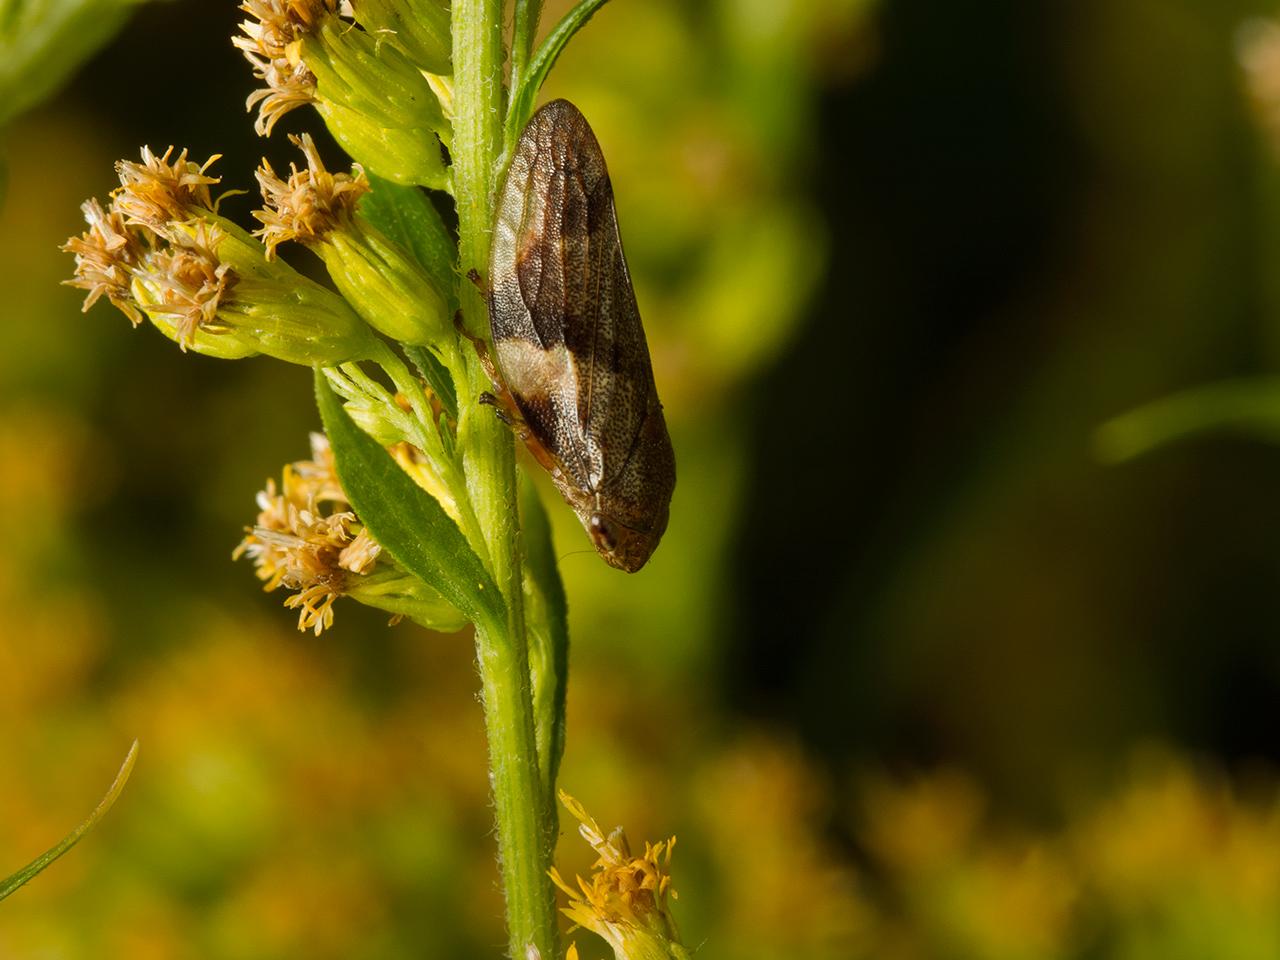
[489,99,675,571]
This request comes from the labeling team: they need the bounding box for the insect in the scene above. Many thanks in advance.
[482,98,675,573]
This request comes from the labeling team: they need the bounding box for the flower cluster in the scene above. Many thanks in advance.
[234,0,451,187]
[63,146,373,363]
[551,792,687,960]
[64,148,243,354]
[234,433,379,634]
[233,433,467,635]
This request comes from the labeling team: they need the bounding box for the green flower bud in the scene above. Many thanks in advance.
[303,19,449,187]
[254,135,456,353]
[319,225,452,347]
[234,1,452,189]
[346,0,451,74]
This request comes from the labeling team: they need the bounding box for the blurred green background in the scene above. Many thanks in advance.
[5,0,1280,957]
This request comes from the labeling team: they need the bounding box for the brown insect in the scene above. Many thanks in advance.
[482,98,675,572]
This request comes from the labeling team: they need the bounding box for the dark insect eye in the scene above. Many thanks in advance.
[590,514,618,552]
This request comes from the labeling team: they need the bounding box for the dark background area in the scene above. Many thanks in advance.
[732,0,1280,814]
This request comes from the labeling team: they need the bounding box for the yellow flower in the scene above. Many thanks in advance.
[112,146,224,229]
[234,474,366,635]
[253,134,452,347]
[550,792,688,960]
[62,198,145,325]
[234,434,468,635]
[254,133,369,256]
[234,0,337,135]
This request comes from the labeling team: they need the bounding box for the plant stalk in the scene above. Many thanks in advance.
[453,2,560,957]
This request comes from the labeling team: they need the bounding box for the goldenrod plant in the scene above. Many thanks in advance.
[61,2,679,958]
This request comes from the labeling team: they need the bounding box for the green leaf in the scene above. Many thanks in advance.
[360,174,457,299]
[504,0,614,151]
[404,344,459,421]
[357,178,460,417]
[315,368,504,628]
[0,740,138,903]
[521,475,568,802]
[1095,378,1280,464]
[510,0,544,91]
[0,0,143,130]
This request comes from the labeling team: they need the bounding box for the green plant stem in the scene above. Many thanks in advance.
[453,2,560,957]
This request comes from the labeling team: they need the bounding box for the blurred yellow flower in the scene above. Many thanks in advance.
[551,791,686,960]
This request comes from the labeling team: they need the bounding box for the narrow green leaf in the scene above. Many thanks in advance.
[1096,378,1280,464]
[504,0,614,150]
[315,368,504,627]
[521,476,569,803]
[0,740,138,903]
[357,179,460,418]
[359,174,457,298]
[510,0,544,91]
[403,344,459,421]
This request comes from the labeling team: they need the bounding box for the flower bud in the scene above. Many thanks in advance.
[303,19,449,187]
[235,1,451,188]
[255,135,455,351]
[345,0,451,74]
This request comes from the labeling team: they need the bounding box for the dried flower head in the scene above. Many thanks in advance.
[62,198,147,324]
[131,221,235,349]
[242,49,318,136]
[112,146,222,229]
[235,0,337,136]
[254,133,369,256]
[67,147,377,365]
[551,792,686,960]
[236,0,337,58]
[234,437,381,635]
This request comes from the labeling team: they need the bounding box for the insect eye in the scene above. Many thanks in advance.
[590,514,618,552]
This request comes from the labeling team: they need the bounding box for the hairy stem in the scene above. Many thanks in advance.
[453,2,561,957]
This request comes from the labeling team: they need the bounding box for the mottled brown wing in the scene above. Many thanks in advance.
[556,109,656,497]
[489,99,674,554]
[489,100,595,489]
